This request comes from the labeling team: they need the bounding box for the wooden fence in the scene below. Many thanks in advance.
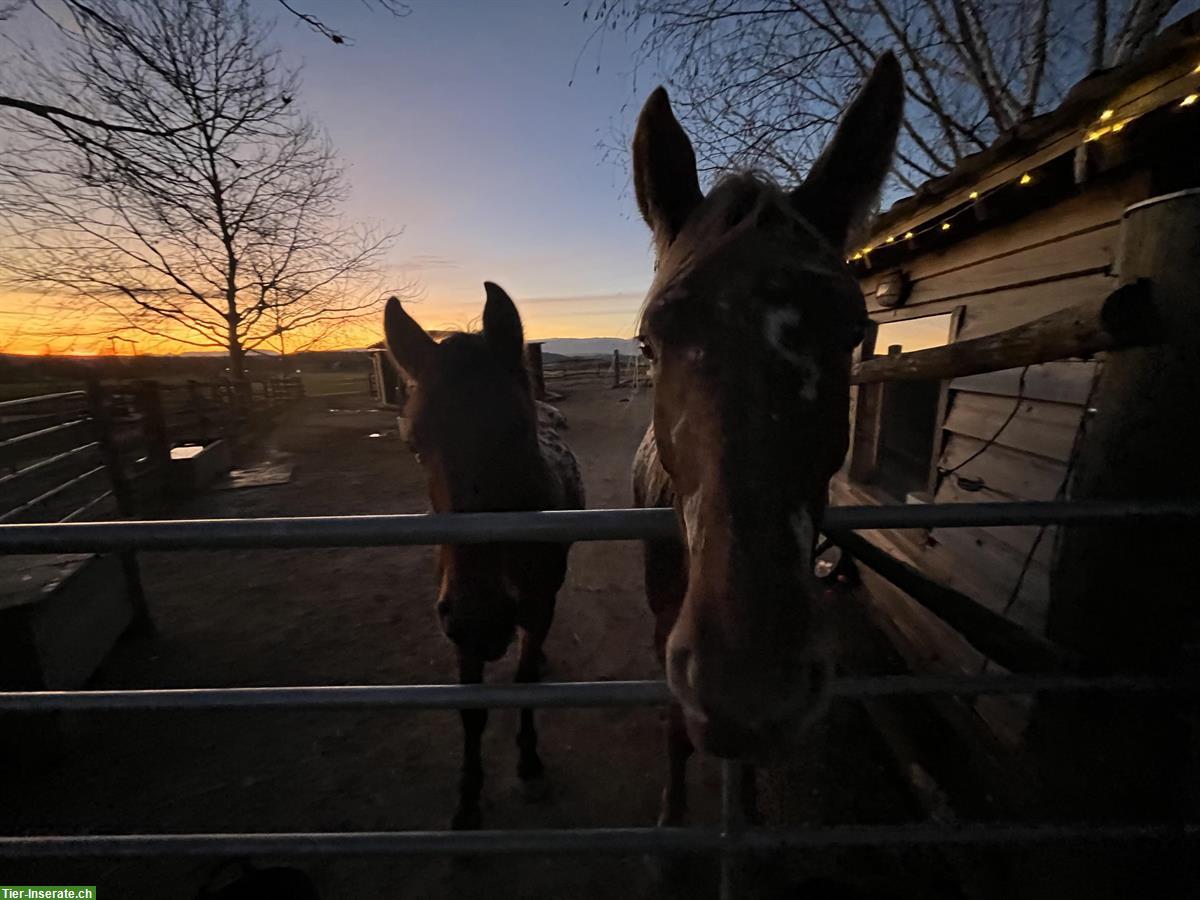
[157,374,305,446]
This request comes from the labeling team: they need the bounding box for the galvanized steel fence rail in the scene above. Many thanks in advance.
[0,499,1198,553]
[2,500,1199,897]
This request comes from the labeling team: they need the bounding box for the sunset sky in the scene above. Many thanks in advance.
[0,1,664,355]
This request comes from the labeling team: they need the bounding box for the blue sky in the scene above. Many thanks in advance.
[276,0,661,340]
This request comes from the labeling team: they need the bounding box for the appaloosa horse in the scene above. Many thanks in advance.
[383,283,584,830]
[630,54,904,826]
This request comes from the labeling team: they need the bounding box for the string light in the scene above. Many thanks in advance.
[849,80,1195,268]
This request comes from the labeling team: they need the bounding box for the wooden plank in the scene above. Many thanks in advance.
[863,176,1139,303]
[942,391,1082,462]
[903,225,1119,307]
[832,529,1070,673]
[957,274,1118,341]
[852,569,1043,824]
[867,272,1114,335]
[932,479,1056,567]
[832,473,1050,635]
[924,526,1050,634]
[950,361,1098,404]
[937,434,1067,500]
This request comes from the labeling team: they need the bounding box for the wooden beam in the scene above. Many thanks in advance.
[828,528,1078,675]
[851,280,1160,385]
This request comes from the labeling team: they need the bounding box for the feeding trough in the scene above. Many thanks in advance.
[169,439,232,497]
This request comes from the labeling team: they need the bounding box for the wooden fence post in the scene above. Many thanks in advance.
[1029,190,1200,898]
[85,380,154,635]
[134,380,173,509]
[611,349,620,389]
[526,343,546,401]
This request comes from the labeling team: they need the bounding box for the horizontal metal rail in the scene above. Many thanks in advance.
[0,417,89,452]
[0,441,100,492]
[0,675,1192,713]
[1,500,1198,554]
[1,822,1195,858]
[0,464,106,524]
[0,390,86,412]
[59,489,115,523]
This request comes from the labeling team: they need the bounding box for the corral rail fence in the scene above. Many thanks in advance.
[1,376,309,526]
[2,347,1198,895]
[0,501,1198,899]
[1,378,310,635]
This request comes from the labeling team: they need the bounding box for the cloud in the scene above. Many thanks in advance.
[398,254,460,272]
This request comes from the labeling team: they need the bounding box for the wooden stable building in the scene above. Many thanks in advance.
[827,13,1200,861]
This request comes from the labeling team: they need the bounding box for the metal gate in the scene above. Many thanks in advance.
[1,501,1198,898]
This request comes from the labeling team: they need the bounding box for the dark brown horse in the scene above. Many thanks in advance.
[383,282,585,830]
[630,55,904,825]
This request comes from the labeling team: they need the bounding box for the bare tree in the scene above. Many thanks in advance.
[585,0,1185,191]
[0,0,401,378]
[1,0,408,160]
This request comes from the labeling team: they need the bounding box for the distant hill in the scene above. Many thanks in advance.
[537,337,638,357]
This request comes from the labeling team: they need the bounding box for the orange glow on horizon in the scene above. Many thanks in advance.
[0,290,644,357]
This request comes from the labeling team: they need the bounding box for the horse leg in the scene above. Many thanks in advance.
[515,597,553,781]
[658,701,693,826]
[452,652,487,831]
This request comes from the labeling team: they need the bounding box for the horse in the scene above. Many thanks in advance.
[629,53,904,827]
[382,282,585,830]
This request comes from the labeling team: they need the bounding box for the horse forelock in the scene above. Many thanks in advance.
[637,171,845,336]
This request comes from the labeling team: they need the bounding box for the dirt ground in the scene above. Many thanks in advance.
[4,380,954,899]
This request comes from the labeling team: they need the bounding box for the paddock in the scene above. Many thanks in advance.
[1,380,1197,899]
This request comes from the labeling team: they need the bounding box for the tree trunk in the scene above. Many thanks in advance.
[227,327,247,384]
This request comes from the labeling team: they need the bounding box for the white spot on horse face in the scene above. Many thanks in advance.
[763,308,820,400]
[764,307,802,359]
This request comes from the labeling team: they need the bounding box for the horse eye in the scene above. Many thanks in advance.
[637,336,656,361]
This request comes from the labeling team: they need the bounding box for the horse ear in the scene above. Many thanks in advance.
[482,281,525,368]
[791,52,904,251]
[632,87,704,246]
[383,296,437,381]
